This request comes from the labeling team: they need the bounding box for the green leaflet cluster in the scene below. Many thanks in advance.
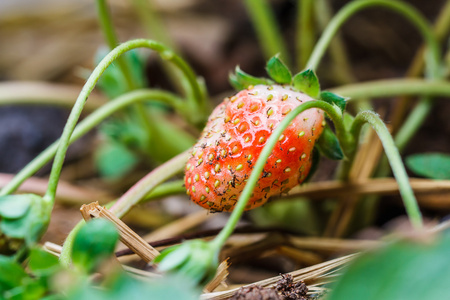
[229,54,347,161]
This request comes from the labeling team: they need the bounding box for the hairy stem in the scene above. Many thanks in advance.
[350,111,423,229]
[306,0,440,79]
[243,0,290,66]
[0,89,181,197]
[212,101,347,249]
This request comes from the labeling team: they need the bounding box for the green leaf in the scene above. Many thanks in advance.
[95,48,147,99]
[0,255,27,291]
[406,153,450,180]
[234,66,274,89]
[316,125,344,160]
[72,218,119,273]
[266,55,292,84]
[320,91,347,112]
[155,240,218,285]
[95,140,139,179]
[328,230,450,300]
[0,194,50,246]
[28,247,61,277]
[293,69,320,98]
[0,195,32,219]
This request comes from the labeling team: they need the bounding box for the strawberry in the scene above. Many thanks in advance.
[185,84,325,212]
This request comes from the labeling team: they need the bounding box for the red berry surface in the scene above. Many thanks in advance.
[185,85,325,212]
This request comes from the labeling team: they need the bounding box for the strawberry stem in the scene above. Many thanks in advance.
[110,150,190,218]
[306,0,440,78]
[0,89,182,197]
[350,111,423,229]
[211,100,347,249]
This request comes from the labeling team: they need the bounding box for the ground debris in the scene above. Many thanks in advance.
[276,274,308,300]
[231,285,281,300]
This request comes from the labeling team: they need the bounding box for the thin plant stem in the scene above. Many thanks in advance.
[306,0,440,79]
[350,111,423,229]
[130,0,184,94]
[329,79,450,99]
[96,0,158,153]
[110,150,190,218]
[0,89,182,197]
[391,0,450,132]
[243,0,291,66]
[96,0,137,90]
[141,180,185,202]
[314,0,372,112]
[42,39,202,204]
[297,0,315,69]
[211,101,347,249]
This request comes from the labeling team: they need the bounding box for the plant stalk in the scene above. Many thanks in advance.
[350,111,423,229]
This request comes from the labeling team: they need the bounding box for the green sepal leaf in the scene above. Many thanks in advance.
[0,195,32,219]
[229,73,244,91]
[316,125,344,160]
[154,240,219,286]
[266,54,292,84]
[0,194,50,246]
[293,69,320,98]
[320,91,347,112]
[406,153,450,180]
[328,230,450,300]
[72,218,119,273]
[233,66,274,89]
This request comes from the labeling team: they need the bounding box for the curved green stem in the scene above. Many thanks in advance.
[244,0,290,66]
[110,150,190,218]
[211,100,347,249]
[306,0,440,79]
[0,89,182,197]
[394,97,433,152]
[141,180,185,202]
[350,111,423,229]
[38,39,200,205]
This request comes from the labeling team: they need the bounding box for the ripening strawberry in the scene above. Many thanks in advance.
[185,84,325,212]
